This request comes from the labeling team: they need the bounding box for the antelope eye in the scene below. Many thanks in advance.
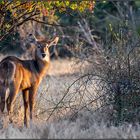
[37,44,42,48]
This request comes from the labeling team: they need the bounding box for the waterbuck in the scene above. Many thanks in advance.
[0,34,59,127]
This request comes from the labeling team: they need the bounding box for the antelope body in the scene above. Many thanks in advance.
[0,34,59,127]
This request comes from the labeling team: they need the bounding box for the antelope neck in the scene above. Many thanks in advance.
[35,56,50,76]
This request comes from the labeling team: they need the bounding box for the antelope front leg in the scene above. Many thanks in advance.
[29,86,37,122]
[22,89,29,127]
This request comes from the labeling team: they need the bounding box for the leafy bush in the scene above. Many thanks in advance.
[64,1,140,125]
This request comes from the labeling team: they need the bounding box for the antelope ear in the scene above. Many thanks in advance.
[48,37,59,48]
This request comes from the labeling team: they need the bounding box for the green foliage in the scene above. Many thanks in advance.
[0,1,95,41]
[0,0,95,54]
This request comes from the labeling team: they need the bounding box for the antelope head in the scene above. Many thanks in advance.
[27,34,59,61]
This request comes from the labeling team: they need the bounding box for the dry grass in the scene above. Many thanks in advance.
[0,58,140,138]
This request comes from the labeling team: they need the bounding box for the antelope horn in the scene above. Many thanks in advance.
[32,34,38,42]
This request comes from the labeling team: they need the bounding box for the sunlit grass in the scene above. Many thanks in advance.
[0,58,140,138]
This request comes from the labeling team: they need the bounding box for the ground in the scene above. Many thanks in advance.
[0,58,140,138]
